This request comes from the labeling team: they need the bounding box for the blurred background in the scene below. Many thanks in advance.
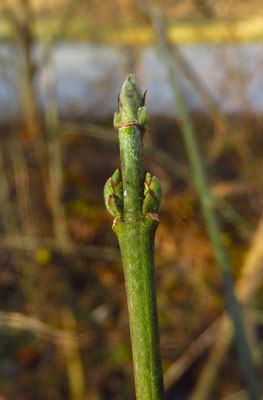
[0,0,263,399]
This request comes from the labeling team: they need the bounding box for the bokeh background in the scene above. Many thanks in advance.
[0,1,263,399]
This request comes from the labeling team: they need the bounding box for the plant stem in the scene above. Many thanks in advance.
[104,75,164,399]
[118,125,143,217]
[141,3,261,399]
[113,218,163,399]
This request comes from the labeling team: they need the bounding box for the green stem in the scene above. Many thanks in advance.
[113,218,163,399]
[118,126,143,217]
[104,75,164,399]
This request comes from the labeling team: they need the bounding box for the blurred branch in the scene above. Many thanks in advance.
[0,146,18,234]
[221,390,248,400]
[169,46,232,162]
[41,0,92,255]
[164,214,263,393]
[5,0,50,216]
[0,311,89,346]
[61,121,188,179]
[11,0,40,140]
[45,49,71,250]
[164,318,221,390]
[2,235,120,262]
[189,315,232,400]
[189,215,263,399]
[9,136,33,235]
[138,1,261,398]
[60,309,87,400]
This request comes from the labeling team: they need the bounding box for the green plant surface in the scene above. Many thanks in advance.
[104,74,164,400]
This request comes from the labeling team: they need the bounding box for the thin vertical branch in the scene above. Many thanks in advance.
[9,136,33,236]
[44,52,71,249]
[189,316,232,400]
[169,45,231,161]
[40,0,84,250]
[6,0,49,200]
[138,2,261,398]
[60,309,87,400]
[190,214,263,399]
[0,145,18,235]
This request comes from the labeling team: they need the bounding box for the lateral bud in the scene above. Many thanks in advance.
[142,172,162,215]
[104,169,123,218]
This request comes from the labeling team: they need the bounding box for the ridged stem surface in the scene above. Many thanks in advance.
[113,217,164,399]
[105,74,164,399]
[118,126,143,217]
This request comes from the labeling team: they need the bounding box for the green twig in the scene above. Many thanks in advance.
[104,75,164,399]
